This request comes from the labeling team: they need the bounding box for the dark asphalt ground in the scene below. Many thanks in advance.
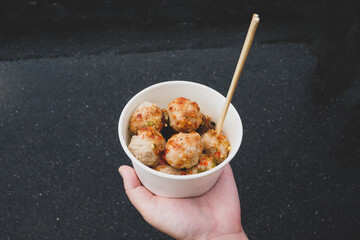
[1,19,359,240]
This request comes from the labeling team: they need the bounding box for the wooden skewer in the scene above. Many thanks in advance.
[215,14,260,136]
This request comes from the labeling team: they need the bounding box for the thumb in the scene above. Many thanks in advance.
[118,165,154,213]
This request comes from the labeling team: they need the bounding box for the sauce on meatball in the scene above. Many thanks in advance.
[165,132,203,169]
[129,101,163,135]
[167,97,202,133]
[128,127,166,167]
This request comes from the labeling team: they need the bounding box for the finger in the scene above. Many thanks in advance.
[118,165,154,213]
[119,165,142,191]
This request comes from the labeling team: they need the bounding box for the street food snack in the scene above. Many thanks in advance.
[186,154,217,175]
[201,129,231,165]
[167,97,202,133]
[128,98,231,175]
[128,127,166,167]
[129,101,163,135]
[153,161,184,175]
[164,132,203,169]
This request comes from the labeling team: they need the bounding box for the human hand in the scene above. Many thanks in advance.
[119,164,248,240]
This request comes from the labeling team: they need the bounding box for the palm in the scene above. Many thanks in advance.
[119,164,243,240]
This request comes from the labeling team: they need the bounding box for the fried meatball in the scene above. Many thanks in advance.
[129,101,163,135]
[128,128,166,167]
[165,132,203,169]
[201,129,231,164]
[153,162,184,175]
[167,97,202,133]
[186,154,217,175]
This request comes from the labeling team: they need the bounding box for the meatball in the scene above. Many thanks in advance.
[129,101,163,135]
[128,128,166,167]
[165,132,203,169]
[153,162,184,175]
[186,154,217,175]
[167,97,202,133]
[201,129,231,164]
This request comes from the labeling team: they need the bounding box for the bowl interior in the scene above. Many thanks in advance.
[119,81,243,179]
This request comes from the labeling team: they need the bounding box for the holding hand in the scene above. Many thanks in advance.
[119,164,248,240]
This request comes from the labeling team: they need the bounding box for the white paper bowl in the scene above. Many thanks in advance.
[118,81,243,198]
